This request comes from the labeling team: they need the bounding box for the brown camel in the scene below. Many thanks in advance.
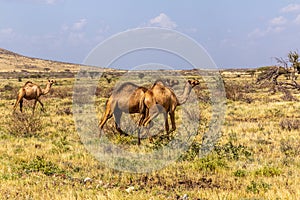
[98,82,151,143]
[13,79,55,114]
[142,79,200,133]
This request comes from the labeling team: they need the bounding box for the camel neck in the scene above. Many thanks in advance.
[177,82,192,105]
[42,83,52,95]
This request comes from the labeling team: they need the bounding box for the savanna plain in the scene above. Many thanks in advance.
[0,54,299,199]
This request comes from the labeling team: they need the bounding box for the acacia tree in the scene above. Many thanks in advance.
[256,50,300,96]
[288,51,300,81]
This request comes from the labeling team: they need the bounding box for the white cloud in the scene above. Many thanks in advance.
[67,32,86,46]
[149,13,177,29]
[248,28,266,38]
[249,15,288,39]
[0,28,13,35]
[41,0,65,4]
[28,0,63,5]
[270,16,287,26]
[294,14,300,24]
[0,28,16,41]
[72,19,87,31]
[248,26,285,38]
[62,19,88,32]
[281,4,300,13]
[45,0,57,4]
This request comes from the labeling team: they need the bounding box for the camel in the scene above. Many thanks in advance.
[13,79,56,114]
[142,79,200,134]
[98,82,152,143]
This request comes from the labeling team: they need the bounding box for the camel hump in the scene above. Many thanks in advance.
[153,80,165,85]
[138,86,148,92]
[24,81,33,86]
[152,80,165,89]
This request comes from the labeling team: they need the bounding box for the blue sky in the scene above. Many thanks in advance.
[1,0,300,69]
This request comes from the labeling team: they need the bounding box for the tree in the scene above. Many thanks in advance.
[288,51,300,80]
[256,51,300,96]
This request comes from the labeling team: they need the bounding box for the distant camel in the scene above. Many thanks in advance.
[13,79,55,114]
[142,79,200,133]
[98,82,151,143]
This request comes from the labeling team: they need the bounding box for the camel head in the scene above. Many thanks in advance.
[48,79,56,86]
[187,79,200,87]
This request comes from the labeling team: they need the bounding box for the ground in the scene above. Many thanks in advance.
[0,69,299,199]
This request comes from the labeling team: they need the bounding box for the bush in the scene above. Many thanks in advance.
[20,156,66,176]
[254,166,282,177]
[194,154,227,172]
[233,169,247,177]
[7,112,43,137]
[224,82,254,103]
[215,141,253,161]
[246,180,271,194]
[280,139,300,157]
[178,142,201,161]
[280,118,300,131]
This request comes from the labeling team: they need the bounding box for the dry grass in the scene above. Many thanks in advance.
[0,71,299,199]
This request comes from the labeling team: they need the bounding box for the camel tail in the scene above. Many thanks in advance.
[139,95,145,114]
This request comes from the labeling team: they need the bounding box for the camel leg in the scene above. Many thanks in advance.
[19,99,23,112]
[13,91,24,112]
[13,98,20,112]
[169,111,176,133]
[138,111,146,126]
[37,99,44,112]
[114,109,128,136]
[137,112,145,145]
[137,128,141,145]
[143,105,160,127]
[143,112,158,127]
[99,109,113,129]
[99,99,115,130]
[163,112,169,133]
[32,100,38,115]
[98,109,112,138]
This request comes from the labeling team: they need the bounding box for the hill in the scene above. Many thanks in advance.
[0,48,83,72]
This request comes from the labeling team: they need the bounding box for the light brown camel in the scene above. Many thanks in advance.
[13,79,55,114]
[98,82,151,143]
[142,79,200,133]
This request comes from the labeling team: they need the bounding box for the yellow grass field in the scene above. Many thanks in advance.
[0,50,299,199]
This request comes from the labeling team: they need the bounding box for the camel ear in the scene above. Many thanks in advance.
[188,80,192,84]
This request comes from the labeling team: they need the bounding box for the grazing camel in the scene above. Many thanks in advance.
[13,79,55,114]
[98,82,151,143]
[142,79,200,133]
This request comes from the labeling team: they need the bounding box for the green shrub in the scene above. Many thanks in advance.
[234,169,247,177]
[254,166,282,177]
[20,156,66,176]
[178,142,201,161]
[194,154,227,172]
[246,180,271,194]
[215,141,252,161]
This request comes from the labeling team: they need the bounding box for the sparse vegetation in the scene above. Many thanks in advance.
[0,58,299,199]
